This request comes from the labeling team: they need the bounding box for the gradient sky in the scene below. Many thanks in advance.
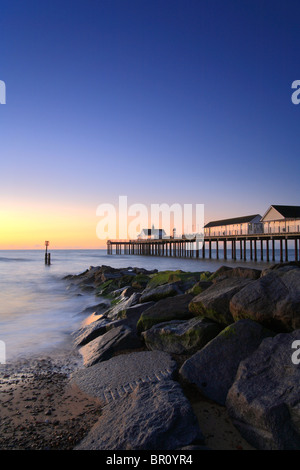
[1,0,300,248]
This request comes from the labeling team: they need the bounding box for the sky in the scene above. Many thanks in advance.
[1,0,300,248]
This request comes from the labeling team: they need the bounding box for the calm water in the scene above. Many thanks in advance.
[0,248,294,362]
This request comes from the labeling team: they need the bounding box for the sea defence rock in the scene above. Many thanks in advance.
[142,317,222,355]
[189,278,253,326]
[210,266,261,282]
[74,376,203,451]
[137,294,194,333]
[79,325,142,367]
[226,330,300,450]
[230,266,300,332]
[72,317,112,347]
[179,320,274,405]
[139,282,182,303]
[105,293,141,320]
[71,350,177,402]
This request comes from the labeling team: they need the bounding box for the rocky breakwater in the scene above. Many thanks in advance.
[64,262,300,450]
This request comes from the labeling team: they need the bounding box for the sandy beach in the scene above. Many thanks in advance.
[0,352,102,450]
[0,347,255,451]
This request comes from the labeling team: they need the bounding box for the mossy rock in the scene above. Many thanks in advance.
[147,270,201,289]
[142,317,222,355]
[131,274,151,290]
[137,293,194,333]
[96,279,118,297]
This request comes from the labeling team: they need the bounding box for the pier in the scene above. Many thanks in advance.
[107,232,300,263]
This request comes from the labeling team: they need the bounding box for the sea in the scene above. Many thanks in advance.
[0,247,297,363]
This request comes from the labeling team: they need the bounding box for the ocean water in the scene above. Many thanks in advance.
[0,248,296,362]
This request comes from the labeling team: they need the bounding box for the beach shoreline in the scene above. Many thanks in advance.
[2,261,299,451]
[0,349,102,450]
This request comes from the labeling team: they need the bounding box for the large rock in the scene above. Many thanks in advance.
[179,320,274,405]
[75,380,203,450]
[137,294,194,333]
[139,283,182,303]
[189,278,253,326]
[71,350,178,403]
[210,266,261,282]
[79,325,142,367]
[72,317,112,347]
[226,330,300,450]
[230,267,300,332]
[105,293,141,320]
[142,317,222,355]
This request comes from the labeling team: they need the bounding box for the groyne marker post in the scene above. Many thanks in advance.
[45,241,51,265]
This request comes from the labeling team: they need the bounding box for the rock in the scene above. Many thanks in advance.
[137,294,194,333]
[189,278,253,326]
[71,350,178,402]
[116,301,155,328]
[75,380,203,450]
[121,286,138,298]
[73,301,156,348]
[179,320,274,405]
[79,326,142,367]
[260,261,300,277]
[230,267,300,332]
[226,330,300,450]
[78,301,110,316]
[210,266,261,282]
[189,281,213,296]
[72,318,112,347]
[139,283,182,303]
[105,293,141,320]
[142,317,222,355]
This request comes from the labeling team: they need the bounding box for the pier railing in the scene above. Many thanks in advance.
[107,232,300,263]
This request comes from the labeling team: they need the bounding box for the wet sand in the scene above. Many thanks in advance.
[0,348,256,451]
[0,352,102,450]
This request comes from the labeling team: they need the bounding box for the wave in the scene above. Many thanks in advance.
[0,257,32,262]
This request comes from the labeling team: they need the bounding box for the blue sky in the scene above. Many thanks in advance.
[1,0,300,247]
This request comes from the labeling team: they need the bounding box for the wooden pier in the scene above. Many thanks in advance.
[107,232,300,263]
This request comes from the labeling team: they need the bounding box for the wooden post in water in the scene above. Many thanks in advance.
[45,241,50,265]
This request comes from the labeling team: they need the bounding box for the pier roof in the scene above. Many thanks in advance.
[269,205,300,219]
[204,214,261,228]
